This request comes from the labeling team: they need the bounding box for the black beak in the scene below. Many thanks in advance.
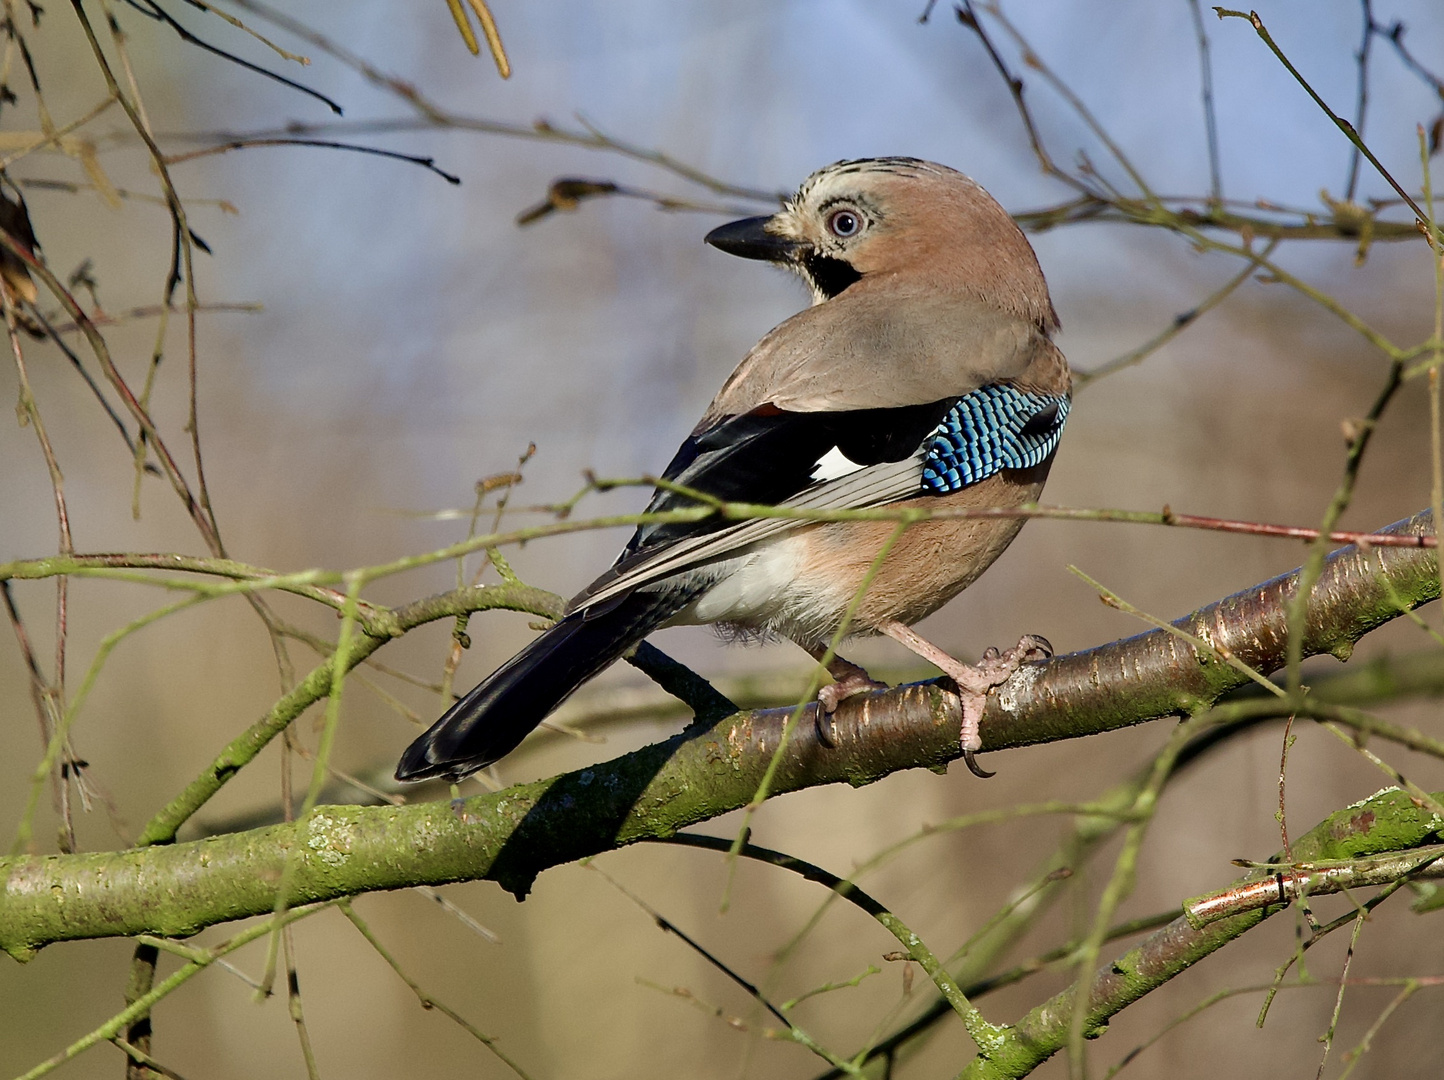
[704,215,801,261]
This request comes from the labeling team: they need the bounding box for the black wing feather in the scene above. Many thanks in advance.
[625,399,955,555]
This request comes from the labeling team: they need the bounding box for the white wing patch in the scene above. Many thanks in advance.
[810,445,867,482]
[577,455,926,611]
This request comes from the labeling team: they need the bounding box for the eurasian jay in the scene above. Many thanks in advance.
[396,157,1070,783]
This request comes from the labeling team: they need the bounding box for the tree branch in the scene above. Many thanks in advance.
[0,511,1436,960]
[964,786,1444,1078]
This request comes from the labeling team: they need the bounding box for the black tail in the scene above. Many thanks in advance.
[395,589,690,782]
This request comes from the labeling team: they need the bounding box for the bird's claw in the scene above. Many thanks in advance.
[818,670,889,714]
[961,748,994,779]
[815,668,889,747]
[946,633,1053,779]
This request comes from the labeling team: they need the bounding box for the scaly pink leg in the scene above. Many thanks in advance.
[878,621,1052,778]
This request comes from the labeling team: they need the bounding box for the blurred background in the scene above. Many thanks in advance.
[2,1,1443,1076]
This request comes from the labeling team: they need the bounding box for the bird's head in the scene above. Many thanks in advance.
[705,157,1056,330]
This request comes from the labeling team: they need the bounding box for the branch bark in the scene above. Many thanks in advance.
[0,510,1437,960]
[965,786,1444,1079]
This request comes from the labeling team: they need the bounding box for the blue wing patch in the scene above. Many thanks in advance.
[920,385,1069,495]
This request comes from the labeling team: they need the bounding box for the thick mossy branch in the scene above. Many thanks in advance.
[0,511,1437,959]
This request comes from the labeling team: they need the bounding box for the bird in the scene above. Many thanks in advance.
[396,157,1070,784]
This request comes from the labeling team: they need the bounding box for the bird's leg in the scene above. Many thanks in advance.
[877,621,1052,778]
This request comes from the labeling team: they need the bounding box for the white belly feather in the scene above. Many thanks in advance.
[665,533,852,644]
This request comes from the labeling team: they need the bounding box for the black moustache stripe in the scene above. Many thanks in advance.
[801,253,862,299]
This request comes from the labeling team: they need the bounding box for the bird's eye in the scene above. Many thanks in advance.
[827,209,861,238]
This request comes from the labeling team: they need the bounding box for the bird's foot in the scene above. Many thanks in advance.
[818,665,890,715]
[947,635,1052,776]
[878,622,1052,778]
[800,646,890,747]
[800,645,890,714]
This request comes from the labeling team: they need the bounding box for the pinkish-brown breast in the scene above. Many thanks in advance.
[782,460,1051,635]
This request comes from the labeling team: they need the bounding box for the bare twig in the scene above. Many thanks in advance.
[163,137,461,184]
[3,283,78,850]
[1187,0,1223,202]
[122,0,342,114]
[339,900,533,1078]
[1217,9,1433,233]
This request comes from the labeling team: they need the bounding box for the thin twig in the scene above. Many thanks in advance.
[125,0,341,114]
[1186,0,1223,202]
[1344,0,1376,202]
[339,900,534,1078]
[163,137,461,183]
[652,835,1005,1057]
[1075,240,1277,387]
[3,285,78,850]
[1217,9,1434,234]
